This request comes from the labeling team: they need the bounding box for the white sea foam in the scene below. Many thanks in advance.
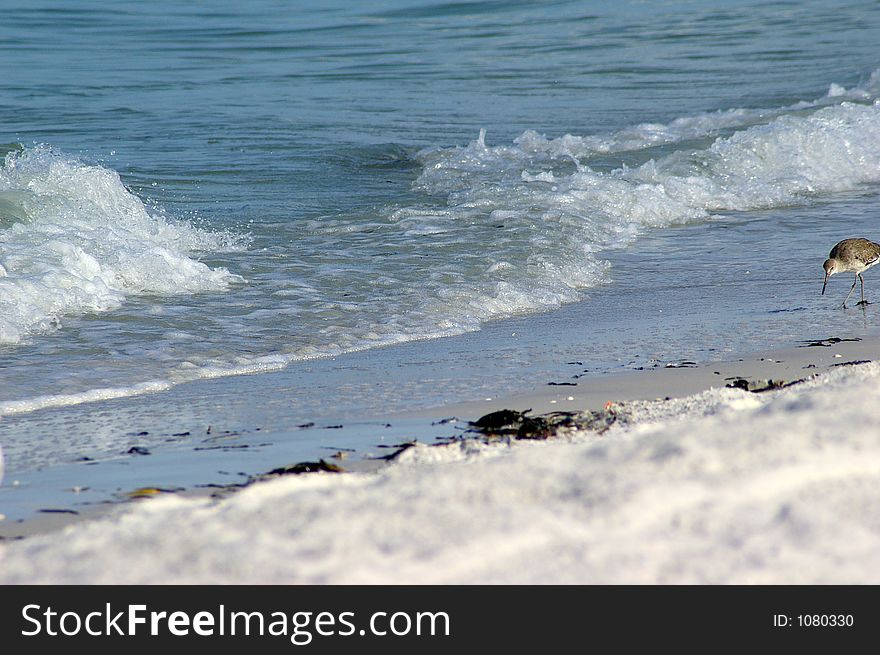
[0,380,174,416]
[627,101,880,211]
[417,70,880,188]
[0,146,244,344]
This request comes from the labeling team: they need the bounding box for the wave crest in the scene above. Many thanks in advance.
[0,146,245,344]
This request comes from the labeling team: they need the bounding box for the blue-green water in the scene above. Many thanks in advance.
[2,0,880,478]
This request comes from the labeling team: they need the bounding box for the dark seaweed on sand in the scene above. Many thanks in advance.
[798,337,861,348]
[469,406,619,439]
[373,440,419,461]
[725,378,787,393]
[264,460,344,476]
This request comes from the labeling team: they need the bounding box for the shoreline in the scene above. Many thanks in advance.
[419,333,880,419]
[3,331,880,582]
[2,330,879,546]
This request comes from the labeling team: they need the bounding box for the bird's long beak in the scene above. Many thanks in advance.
[822,272,828,295]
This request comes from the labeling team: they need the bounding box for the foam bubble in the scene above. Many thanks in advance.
[0,146,244,344]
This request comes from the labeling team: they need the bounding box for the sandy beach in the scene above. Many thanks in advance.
[2,332,879,583]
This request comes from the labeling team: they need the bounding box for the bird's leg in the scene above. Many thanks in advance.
[857,273,869,306]
[843,275,858,308]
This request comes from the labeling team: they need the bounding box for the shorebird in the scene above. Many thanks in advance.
[822,238,880,308]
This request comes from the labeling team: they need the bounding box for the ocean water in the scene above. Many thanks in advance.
[2,0,880,488]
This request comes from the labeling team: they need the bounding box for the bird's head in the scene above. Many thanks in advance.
[822,258,838,295]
